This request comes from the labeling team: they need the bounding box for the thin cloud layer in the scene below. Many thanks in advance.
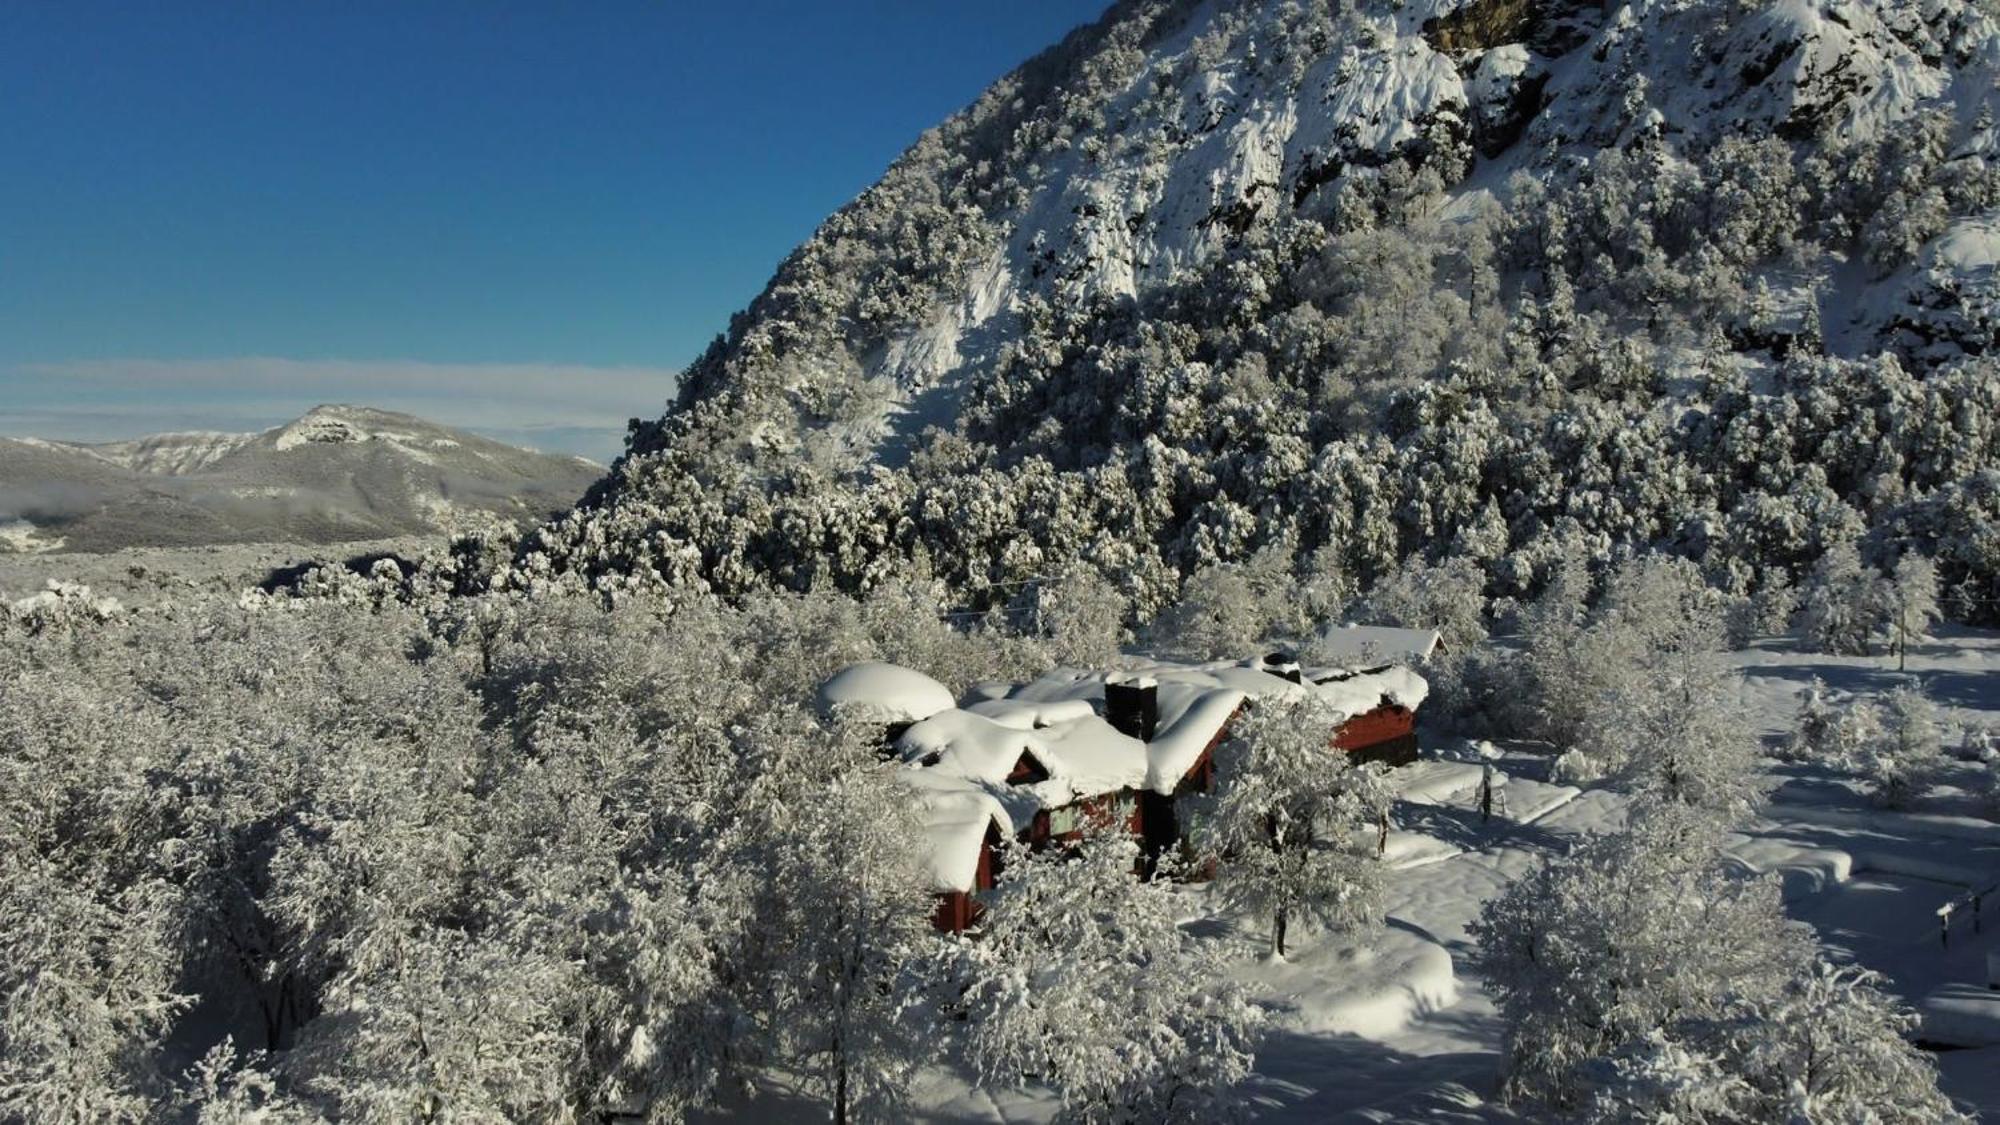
[1,357,680,462]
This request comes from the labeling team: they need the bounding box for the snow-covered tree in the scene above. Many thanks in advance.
[1197,695,1389,957]
[1800,543,1882,655]
[720,717,941,1125]
[1150,562,1266,660]
[1583,642,1761,815]
[0,853,189,1122]
[1472,806,1962,1120]
[947,833,1262,1124]
[1472,807,1802,1109]
[1883,552,1942,671]
[1352,554,1488,648]
[1730,960,1967,1123]
[1862,684,1946,809]
[1725,571,1797,648]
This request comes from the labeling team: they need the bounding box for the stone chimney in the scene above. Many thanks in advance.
[1106,675,1159,741]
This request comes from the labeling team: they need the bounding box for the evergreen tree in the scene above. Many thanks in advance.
[1801,543,1881,655]
[1884,553,1942,671]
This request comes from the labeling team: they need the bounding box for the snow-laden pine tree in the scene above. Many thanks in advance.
[1801,543,1882,655]
[1197,695,1390,958]
[1884,553,1942,671]
[1472,806,1964,1121]
[1862,683,1946,809]
[948,833,1262,1124]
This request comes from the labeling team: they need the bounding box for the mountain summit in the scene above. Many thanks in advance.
[513,0,2000,622]
[0,406,601,553]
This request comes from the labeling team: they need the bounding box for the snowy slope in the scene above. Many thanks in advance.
[520,0,2000,611]
[657,0,2000,462]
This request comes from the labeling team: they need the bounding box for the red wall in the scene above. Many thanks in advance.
[1334,704,1415,751]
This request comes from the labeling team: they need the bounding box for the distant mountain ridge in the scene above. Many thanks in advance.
[0,405,602,554]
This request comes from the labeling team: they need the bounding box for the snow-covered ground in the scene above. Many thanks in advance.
[717,630,2000,1122]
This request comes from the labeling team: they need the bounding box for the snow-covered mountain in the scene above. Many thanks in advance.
[0,405,602,553]
[510,0,2000,619]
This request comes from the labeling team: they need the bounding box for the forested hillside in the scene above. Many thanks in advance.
[472,0,2000,632]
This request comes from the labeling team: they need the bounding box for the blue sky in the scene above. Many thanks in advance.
[0,2,1106,460]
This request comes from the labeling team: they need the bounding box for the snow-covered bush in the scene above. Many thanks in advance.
[1197,695,1390,957]
[1957,725,1999,764]
[947,833,1263,1124]
[1350,554,1489,649]
[3,578,125,634]
[1775,678,1841,763]
[1860,684,1947,809]
[1549,747,1597,785]
[1472,807,1963,1121]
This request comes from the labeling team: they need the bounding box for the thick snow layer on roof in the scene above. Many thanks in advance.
[904,785,1008,893]
[1035,714,1150,798]
[1314,625,1443,666]
[898,709,1046,784]
[888,650,1430,888]
[1004,653,1430,794]
[1147,688,1248,793]
[963,697,1098,730]
[817,662,955,724]
[1311,664,1432,716]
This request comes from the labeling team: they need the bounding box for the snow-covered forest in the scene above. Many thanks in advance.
[8,551,2000,1119]
[8,0,2000,1120]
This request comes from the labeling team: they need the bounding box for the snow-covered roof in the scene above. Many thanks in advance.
[832,643,1429,896]
[816,661,956,724]
[905,785,1010,894]
[1312,624,1444,666]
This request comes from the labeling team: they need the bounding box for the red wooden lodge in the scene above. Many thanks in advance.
[818,628,1440,933]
